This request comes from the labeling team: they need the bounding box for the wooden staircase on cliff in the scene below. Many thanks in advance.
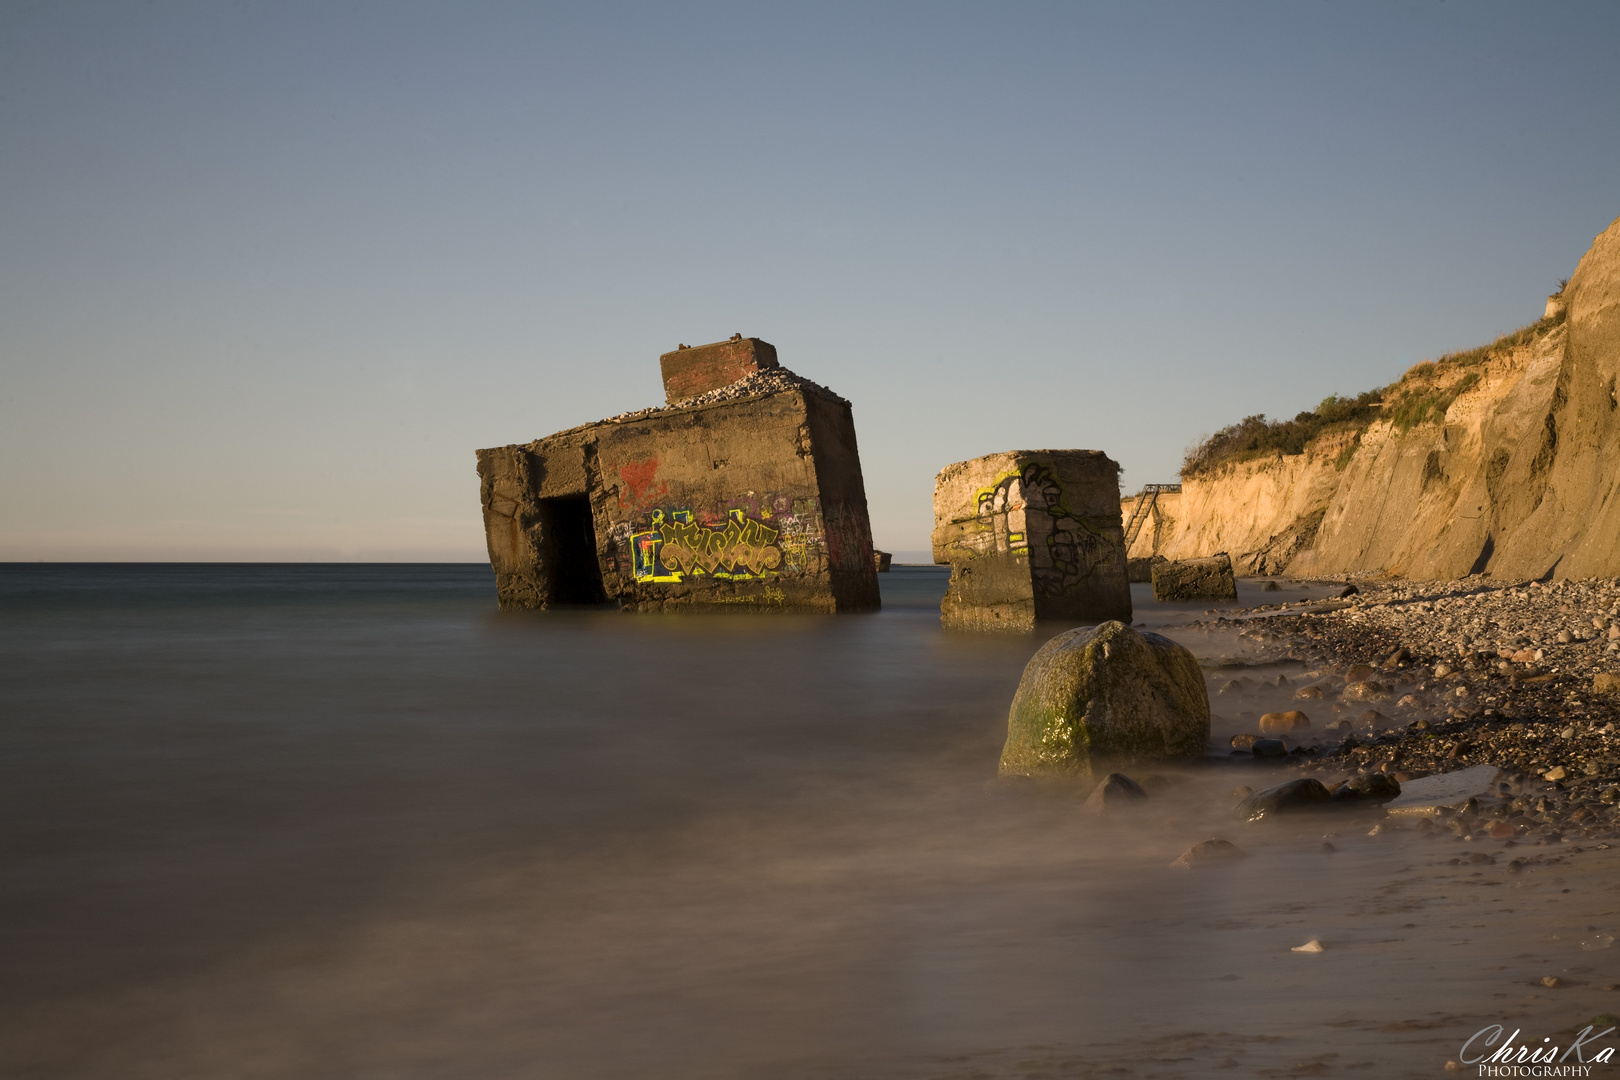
[1123,484,1182,549]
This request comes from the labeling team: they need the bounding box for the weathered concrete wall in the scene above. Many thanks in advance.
[477,353,879,613]
[932,450,1131,631]
[1151,553,1237,601]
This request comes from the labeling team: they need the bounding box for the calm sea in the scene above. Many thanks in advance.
[0,565,1517,1079]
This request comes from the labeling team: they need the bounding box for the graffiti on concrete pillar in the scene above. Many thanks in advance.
[631,508,785,582]
[618,458,669,509]
[975,463,1117,598]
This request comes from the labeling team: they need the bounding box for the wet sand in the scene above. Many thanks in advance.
[2,567,1616,1077]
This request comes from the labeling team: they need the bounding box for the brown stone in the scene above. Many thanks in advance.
[873,550,893,572]
[1259,710,1311,735]
[1169,838,1248,869]
[932,450,1131,631]
[476,341,878,613]
[658,336,778,404]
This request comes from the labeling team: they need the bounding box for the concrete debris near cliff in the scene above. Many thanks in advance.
[475,336,879,613]
[1125,212,1620,582]
[1151,553,1238,602]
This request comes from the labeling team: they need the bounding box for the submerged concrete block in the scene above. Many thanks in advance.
[476,338,878,614]
[1151,553,1238,601]
[932,450,1131,631]
[1127,555,1164,583]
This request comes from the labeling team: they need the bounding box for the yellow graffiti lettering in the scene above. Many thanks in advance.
[645,509,785,580]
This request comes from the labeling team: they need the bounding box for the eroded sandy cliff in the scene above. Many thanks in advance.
[1125,213,1620,581]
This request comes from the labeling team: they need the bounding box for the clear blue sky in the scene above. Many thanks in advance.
[4,1,1618,561]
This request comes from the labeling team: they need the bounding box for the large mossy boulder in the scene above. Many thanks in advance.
[999,621,1210,780]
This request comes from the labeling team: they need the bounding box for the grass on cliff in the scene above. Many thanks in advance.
[1180,313,1562,478]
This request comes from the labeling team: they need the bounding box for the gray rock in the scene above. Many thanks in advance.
[999,621,1210,781]
[1382,764,1501,817]
[1083,772,1148,813]
[1343,680,1392,702]
[1169,838,1248,868]
[1252,738,1289,758]
[1332,773,1401,802]
[1235,778,1334,821]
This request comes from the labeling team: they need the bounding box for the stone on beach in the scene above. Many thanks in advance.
[1342,680,1392,702]
[1258,710,1311,735]
[1331,773,1401,802]
[1382,764,1501,817]
[1169,838,1248,869]
[1083,772,1148,814]
[1235,778,1335,821]
[999,621,1209,781]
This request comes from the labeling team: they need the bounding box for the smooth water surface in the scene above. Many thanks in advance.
[3,566,1610,1078]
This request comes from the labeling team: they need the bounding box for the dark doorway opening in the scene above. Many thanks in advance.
[543,495,608,604]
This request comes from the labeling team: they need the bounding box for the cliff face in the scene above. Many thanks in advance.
[1128,213,1620,581]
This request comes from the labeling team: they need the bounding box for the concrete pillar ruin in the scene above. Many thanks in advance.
[931,450,1132,631]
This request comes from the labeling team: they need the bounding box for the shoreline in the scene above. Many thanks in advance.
[1197,576,1620,842]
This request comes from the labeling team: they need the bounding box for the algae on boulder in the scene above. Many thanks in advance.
[999,621,1210,779]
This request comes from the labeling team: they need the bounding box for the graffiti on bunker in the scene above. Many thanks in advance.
[974,463,1117,598]
[632,508,784,582]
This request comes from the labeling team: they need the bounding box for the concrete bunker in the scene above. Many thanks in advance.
[931,450,1131,631]
[476,336,880,613]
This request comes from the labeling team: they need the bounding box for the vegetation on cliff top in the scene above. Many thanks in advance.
[1180,311,1564,478]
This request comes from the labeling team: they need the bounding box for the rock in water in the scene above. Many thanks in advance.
[1332,773,1401,802]
[1235,778,1334,821]
[1258,710,1311,735]
[1251,738,1288,758]
[1169,838,1248,869]
[999,621,1210,780]
[1151,553,1238,601]
[1083,772,1148,813]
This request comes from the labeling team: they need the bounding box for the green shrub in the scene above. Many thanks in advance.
[1181,389,1384,477]
[1181,317,1556,478]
